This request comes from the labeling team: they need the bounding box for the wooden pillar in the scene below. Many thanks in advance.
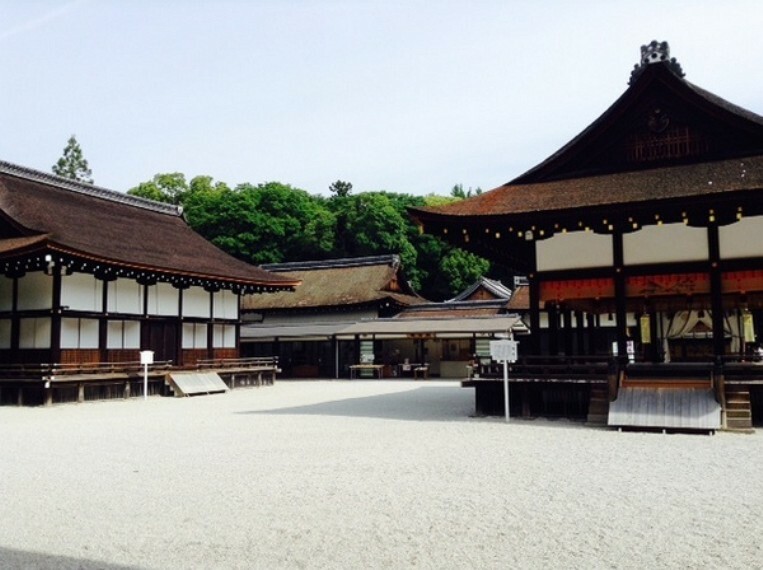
[51,263,63,364]
[529,274,541,356]
[707,223,725,365]
[206,290,214,361]
[575,311,586,357]
[587,312,597,356]
[562,307,573,356]
[99,278,109,362]
[612,231,628,361]
[10,275,19,358]
[548,303,559,356]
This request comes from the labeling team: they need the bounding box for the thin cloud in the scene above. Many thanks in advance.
[0,0,89,43]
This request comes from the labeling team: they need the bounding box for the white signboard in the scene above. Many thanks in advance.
[140,350,155,365]
[490,340,518,363]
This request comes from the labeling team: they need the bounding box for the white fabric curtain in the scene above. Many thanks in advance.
[661,310,736,362]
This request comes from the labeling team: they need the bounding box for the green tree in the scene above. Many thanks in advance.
[53,135,93,183]
[329,180,353,197]
[439,249,491,295]
[184,181,336,265]
[450,183,483,199]
[127,172,189,205]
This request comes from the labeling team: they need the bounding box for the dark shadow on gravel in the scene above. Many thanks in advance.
[0,546,142,570]
[238,384,477,422]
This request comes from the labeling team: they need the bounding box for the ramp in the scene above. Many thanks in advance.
[608,387,721,431]
[167,372,229,397]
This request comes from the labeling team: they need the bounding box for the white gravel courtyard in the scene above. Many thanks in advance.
[1,380,761,569]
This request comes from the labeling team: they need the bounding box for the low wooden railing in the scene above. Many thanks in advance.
[196,356,279,370]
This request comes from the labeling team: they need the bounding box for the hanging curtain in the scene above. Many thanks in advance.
[661,310,734,362]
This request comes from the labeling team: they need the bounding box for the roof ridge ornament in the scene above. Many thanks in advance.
[628,40,685,85]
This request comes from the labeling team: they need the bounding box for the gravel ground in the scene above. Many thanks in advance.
[1,380,761,569]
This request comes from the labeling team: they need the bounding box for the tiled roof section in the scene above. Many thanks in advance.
[450,277,512,302]
[396,300,508,319]
[506,285,530,311]
[413,155,763,219]
[0,161,298,289]
[241,256,422,310]
[263,254,401,272]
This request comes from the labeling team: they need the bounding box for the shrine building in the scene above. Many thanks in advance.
[0,161,299,403]
[412,41,763,431]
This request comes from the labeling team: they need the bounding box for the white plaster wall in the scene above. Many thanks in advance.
[183,287,209,318]
[148,282,179,316]
[61,318,99,349]
[213,290,238,320]
[182,323,208,349]
[19,317,51,349]
[0,276,13,311]
[107,279,143,315]
[537,231,613,271]
[61,273,103,312]
[213,324,236,348]
[17,272,52,310]
[623,223,707,265]
[719,215,763,259]
[107,320,141,349]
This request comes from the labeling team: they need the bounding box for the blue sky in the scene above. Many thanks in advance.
[2,1,762,196]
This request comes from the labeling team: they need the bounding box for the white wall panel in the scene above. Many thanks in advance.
[0,276,13,311]
[61,273,103,312]
[61,318,80,349]
[107,320,141,349]
[720,216,763,259]
[183,286,210,318]
[537,231,613,271]
[213,290,238,319]
[17,272,52,310]
[107,279,143,315]
[61,318,99,349]
[19,317,51,349]
[148,282,179,316]
[213,324,236,348]
[182,322,208,349]
[624,223,707,265]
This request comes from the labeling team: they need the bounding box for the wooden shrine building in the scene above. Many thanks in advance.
[412,41,763,431]
[0,161,298,403]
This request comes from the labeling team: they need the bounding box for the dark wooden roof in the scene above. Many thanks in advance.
[415,155,763,219]
[241,255,423,311]
[396,300,508,319]
[412,57,763,224]
[0,161,298,292]
[449,277,512,302]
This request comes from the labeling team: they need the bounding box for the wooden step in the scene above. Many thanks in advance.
[724,387,753,431]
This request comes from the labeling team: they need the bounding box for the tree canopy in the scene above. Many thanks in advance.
[128,174,506,300]
[53,135,93,183]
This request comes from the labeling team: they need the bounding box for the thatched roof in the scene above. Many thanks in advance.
[0,161,298,292]
[241,255,422,311]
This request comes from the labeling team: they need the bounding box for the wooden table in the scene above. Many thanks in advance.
[349,364,385,379]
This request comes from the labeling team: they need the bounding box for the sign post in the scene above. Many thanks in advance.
[140,350,154,400]
[490,337,519,423]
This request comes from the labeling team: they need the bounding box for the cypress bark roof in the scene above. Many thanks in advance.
[0,161,298,291]
[411,57,763,224]
[241,255,422,311]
